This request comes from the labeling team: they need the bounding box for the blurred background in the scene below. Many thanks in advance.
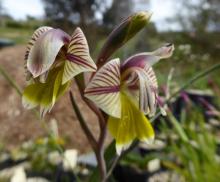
[0,0,220,181]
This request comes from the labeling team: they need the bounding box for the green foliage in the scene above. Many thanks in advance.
[162,110,220,182]
[121,152,159,169]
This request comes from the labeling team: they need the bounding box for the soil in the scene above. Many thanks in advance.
[0,45,101,153]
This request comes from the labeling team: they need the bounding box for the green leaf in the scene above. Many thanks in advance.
[97,11,152,68]
[167,111,189,142]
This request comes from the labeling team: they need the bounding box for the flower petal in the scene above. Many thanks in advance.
[39,69,70,118]
[25,26,52,81]
[27,29,71,77]
[122,66,158,116]
[22,83,45,109]
[108,92,154,155]
[25,26,53,61]
[62,28,97,84]
[121,43,175,72]
[121,53,159,73]
[84,58,121,118]
[135,68,157,116]
[22,68,70,118]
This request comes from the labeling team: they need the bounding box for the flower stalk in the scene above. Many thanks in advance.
[69,90,108,181]
[69,91,98,151]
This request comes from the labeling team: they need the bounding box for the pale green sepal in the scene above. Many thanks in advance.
[22,68,70,118]
[22,83,45,109]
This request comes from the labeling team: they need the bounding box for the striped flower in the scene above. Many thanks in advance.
[85,44,174,154]
[22,26,96,117]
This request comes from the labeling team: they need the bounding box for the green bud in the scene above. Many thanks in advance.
[97,11,152,67]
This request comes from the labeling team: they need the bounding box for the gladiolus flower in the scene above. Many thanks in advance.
[85,44,174,154]
[22,26,97,117]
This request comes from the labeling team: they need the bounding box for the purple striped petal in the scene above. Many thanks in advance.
[25,26,52,61]
[121,43,174,74]
[27,29,71,77]
[121,53,159,74]
[62,28,97,84]
[84,58,121,118]
[135,68,157,116]
[120,44,174,115]
[24,26,52,80]
[123,66,158,116]
[152,43,174,59]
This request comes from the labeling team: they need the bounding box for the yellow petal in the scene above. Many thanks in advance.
[108,92,154,155]
[22,83,45,109]
[22,67,70,118]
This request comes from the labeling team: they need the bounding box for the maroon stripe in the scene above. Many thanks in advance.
[106,66,119,82]
[101,70,119,85]
[68,46,86,52]
[70,41,86,46]
[94,77,114,87]
[66,53,95,69]
[72,50,88,54]
[85,86,120,95]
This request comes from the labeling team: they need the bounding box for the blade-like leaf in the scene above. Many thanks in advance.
[97,11,152,67]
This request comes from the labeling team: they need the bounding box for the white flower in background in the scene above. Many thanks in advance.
[11,167,26,182]
[63,149,78,171]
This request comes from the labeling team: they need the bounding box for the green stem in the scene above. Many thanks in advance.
[0,65,22,96]
[74,75,108,181]
[97,120,108,182]
[69,91,109,181]
[166,110,188,142]
[106,140,138,180]
[69,91,98,151]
